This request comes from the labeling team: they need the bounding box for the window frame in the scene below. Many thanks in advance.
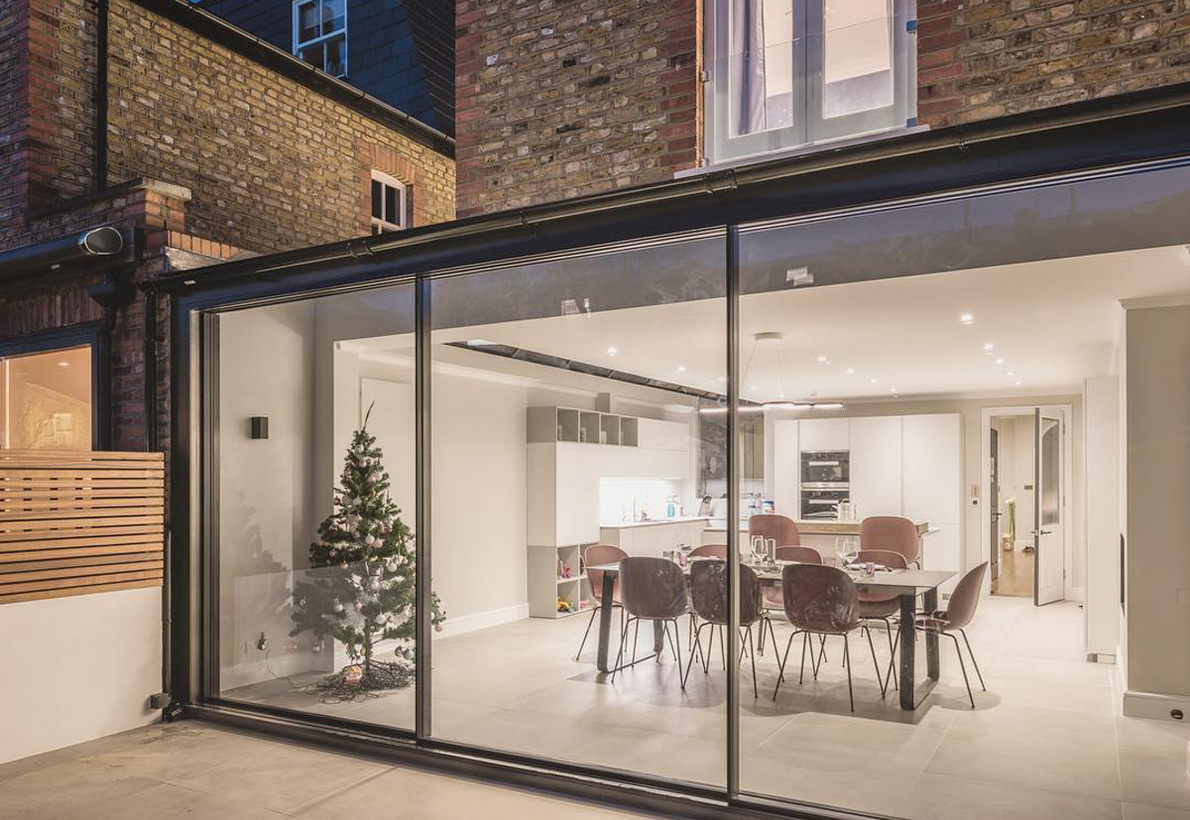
[370,170,408,234]
[0,322,109,451]
[705,0,917,165]
[292,0,348,79]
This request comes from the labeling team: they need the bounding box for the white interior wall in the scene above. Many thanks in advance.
[0,587,162,764]
[1084,375,1121,659]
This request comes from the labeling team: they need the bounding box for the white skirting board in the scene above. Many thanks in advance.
[1123,689,1190,723]
[434,603,530,639]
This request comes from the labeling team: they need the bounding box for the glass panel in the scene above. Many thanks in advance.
[213,284,419,732]
[324,34,346,77]
[384,184,398,226]
[822,0,893,118]
[730,0,796,137]
[0,345,91,449]
[735,166,1190,815]
[371,179,383,221]
[297,1,319,43]
[429,234,727,786]
[298,42,324,70]
[322,0,345,34]
[1041,417,1059,527]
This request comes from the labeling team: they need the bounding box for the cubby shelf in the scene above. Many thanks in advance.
[528,406,640,447]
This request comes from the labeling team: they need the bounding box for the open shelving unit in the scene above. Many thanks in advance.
[527,543,592,618]
[528,406,641,447]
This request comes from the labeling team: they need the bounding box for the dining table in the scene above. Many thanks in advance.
[586,559,955,710]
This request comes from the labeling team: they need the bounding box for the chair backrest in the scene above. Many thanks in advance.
[855,549,908,570]
[781,563,859,634]
[688,560,762,626]
[689,543,727,560]
[619,556,689,621]
[584,544,629,602]
[775,545,822,564]
[944,561,989,630]
[748,514,801,547]
[859,516,919,564]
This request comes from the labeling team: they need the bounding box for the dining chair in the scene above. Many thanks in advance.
[855,548,908,691]
[772,563,887,710]
[575,544,628,661]
[748,514,801,549]
[611,557,690,687]
[912,561,989,708]
[759,545,824,657]
[859,516,921,568]
[682,560,771,697]
[689,543,727,560]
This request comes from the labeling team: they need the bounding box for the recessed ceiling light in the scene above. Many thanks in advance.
[607,347,617,356]
[677,365,686,372]
[57,361,70,368]
[816,355,829,363]
[889,387,897,393]
[1015,381,1023,386]
[845,367,855,375]
[465,338,496,347]
[869,378,878,385]
[983,343,995,352]
[811,402,845,411]
[995,357,1005,365]
[1006,371,1015,377]
[717,376,728,383]
[960,313,975,325]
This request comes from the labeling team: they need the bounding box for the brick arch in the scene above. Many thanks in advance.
[357,141,425,233]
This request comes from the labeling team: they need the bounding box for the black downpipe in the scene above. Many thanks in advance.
[95,0,109,191]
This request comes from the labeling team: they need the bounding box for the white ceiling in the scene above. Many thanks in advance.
[418,245,1190,403]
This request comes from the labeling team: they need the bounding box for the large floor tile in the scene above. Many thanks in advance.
[906,773,1124,820]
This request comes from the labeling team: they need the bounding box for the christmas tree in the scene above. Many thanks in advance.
[291,413,444,699]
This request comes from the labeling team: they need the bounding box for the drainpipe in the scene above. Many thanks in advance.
[95,0,109,191]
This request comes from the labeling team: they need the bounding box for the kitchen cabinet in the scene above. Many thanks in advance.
[849,416,903,518]
[600,519,708,558]
[799,418,850,451]
[772,419,800,514]
[636,418,688,451]
[902,414,962,525]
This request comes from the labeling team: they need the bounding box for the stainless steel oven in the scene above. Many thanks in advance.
[801,450,849,486]
[800,487,851,519]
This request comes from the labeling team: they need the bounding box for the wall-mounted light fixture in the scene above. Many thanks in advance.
[250,417,269,440]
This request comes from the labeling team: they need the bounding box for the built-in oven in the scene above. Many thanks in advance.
[800,487,851,520]
[801,450,850,486]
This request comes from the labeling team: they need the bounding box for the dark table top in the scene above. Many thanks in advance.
[587,560,955,594]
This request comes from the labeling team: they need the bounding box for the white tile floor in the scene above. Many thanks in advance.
[210,596,1190,819]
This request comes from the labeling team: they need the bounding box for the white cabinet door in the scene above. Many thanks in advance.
[902,414,962,525]
[772,420,800,515]
[636,418,686,451]
[849,416,903,519]
[923,523,962,594]
[555,443,600,545]
[799,418,849,451]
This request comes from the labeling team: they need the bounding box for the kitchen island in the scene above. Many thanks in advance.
[600,516,710,557]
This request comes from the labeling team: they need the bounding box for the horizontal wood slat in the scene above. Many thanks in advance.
[0,451,166,604]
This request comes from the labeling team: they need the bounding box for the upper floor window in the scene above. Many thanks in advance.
[370,171,406,234]
[706,0,915,165]
[293,0,347,78]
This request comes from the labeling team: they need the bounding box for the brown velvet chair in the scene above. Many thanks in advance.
[913,562,989,708]
[759,545,825,657]
[772,563,887,710]
[611,557,690,687]
[859,516,921,568]
[748,514,802,550]
[683,560,771,697]
[855,548,908,691]
[575,544,628,661]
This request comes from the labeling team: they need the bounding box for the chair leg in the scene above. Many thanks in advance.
[765,618,784,682]
[683,622,709,688]
[664,620,679,664]
[843,634,854,712]
[946,631,975,708]
[818,633,829,666]
[799,632,810,684]
[773,630,799,700]
[575,605,599,661]
[757,615,767,655]
[864,625,887,699]
[702,622,714,674]
[884,628,900,694]
[631,619,640,667]
[883,617,899,691]
[959,628,986,691]
[611,616,633,683]
[670,620,685,690]
[718,625,727,670]
[746,625,758,699]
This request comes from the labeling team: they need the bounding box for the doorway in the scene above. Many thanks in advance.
[983,406,1071,605]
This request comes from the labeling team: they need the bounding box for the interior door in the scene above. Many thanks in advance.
[989,427,1000,584]
[1034,408,1064,605]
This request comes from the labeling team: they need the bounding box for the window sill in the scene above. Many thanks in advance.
[678,124,931,180]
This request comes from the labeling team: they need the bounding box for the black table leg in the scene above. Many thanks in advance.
[596,572,616,673]
[898,592,916,710]
[923,587,940,681]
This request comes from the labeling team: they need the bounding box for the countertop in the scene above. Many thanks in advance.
[599,516,711,530]
[703,519,932,536]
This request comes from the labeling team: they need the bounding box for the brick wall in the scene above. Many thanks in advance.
[454,0,700,218]
[917,0,1190,128]
[105,0,455,254]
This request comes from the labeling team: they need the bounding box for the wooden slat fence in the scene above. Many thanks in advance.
[0,451,165,604]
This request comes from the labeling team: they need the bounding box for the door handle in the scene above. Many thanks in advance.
[1033,529,1052,536]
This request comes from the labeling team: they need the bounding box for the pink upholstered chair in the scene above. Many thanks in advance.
[855,548,908,691]
[684,561,769,697]
[772,564,887,710]
[760,544,824,657]
[689,543,727,560]
[913,562,989,708]
[748,514,801,548]
[611,557,691,687]
[859,516,921,568]
[575,544,628,661]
